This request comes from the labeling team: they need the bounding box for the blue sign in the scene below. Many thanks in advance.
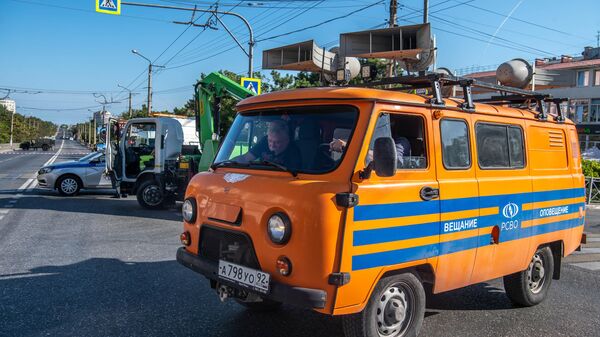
[240,77,261,95]
[96,0,121,15]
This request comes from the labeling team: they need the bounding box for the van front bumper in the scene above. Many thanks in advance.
[176,247,327,309]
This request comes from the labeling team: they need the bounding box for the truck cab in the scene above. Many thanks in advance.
[106,117,200,208]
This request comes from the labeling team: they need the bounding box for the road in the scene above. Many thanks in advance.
[0,141,599,336]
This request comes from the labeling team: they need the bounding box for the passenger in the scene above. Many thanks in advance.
[330,136,412,163]
[235,120,301,168]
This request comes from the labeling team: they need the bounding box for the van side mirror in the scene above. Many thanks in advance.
[373,137,397,177]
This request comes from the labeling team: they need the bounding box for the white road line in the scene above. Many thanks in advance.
[8,200,17,204]
[0,209,9,214]
[587,238,600,243]
[572,247,600,254]
[0,215,4,221]
[26,140,65,191]
[571,261,600,271]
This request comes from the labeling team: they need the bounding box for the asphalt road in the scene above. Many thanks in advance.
[0,140,599,337]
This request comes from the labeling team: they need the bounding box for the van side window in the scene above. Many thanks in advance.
[366,113,427,169]
[440,119,470,169]
[476,123,525,169]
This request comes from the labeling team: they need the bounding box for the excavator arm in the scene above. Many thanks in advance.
[194,72,256,171]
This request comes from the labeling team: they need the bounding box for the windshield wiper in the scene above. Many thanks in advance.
[252,160,298,177]
[210,160,249,170]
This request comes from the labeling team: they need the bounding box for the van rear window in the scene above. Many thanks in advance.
[476,123,525,169]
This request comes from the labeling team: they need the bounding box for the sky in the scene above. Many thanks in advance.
[1,0,599,125]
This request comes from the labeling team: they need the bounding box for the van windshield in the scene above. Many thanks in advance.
[214,105,359,174]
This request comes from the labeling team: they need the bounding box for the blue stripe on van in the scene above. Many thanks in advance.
[352,235,486,270]
[352,201,584,247]
[351,216,584,271]
[353,188,584,222]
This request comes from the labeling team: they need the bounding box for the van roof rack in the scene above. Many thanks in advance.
[351,73,566,122]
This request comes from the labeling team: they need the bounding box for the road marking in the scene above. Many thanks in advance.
[572,247,600,254]
[587,238,600,243]
[0,210,9,214]
[26,140,65,192]
[8,200,17,204]
[571,261,600,271]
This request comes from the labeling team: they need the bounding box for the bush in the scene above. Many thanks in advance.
[582,159,600,178]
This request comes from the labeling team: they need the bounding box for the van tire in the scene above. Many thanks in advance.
[342,272,425,337]
[234,298,282,312]
[136,180,165,209]
[503,246,554,307]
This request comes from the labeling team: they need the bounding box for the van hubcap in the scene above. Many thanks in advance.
[142,185,162,206]
[376,283,413,337]
[527,253,546,294]
[61,178,78,194]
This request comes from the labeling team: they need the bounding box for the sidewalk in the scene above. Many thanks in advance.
[0,143,14,153]
[585,204,600,234]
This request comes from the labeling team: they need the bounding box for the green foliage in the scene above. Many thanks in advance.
[0,105,57,143]
[582,159,600,177]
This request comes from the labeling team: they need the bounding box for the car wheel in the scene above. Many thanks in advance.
[136,180,165,209]
[503,246,554,307]
[342,272,425,337]
[42,144,49,151]
[57,175,81,196]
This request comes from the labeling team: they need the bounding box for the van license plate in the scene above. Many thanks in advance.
[218,260,270,294]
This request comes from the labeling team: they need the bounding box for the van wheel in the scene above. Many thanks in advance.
[57,175,81,196]
[503,246,554,307]
[136,180,165,209]
[342,273,425,337]
[234,298,282,312]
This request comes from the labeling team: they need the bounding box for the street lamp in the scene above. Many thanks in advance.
[131,49,164,116]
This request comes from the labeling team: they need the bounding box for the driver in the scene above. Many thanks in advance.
[235,120,301,168]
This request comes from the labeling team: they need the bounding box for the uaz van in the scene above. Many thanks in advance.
[176,76,585,337]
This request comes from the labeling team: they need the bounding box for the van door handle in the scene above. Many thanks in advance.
[420,186,439,201]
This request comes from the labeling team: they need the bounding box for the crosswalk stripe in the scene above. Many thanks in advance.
[571,261,600,271]
[587,238,600,243]
[572,247,600,254]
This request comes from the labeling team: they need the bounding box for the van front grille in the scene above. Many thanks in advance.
[198,226,260,269]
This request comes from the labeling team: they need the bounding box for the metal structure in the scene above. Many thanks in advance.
[122,2,255,78]
[351,72,568,121]
[132,49,164,116]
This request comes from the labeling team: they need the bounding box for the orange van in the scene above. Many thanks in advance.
[176,75,585,337]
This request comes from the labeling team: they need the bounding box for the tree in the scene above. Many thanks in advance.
[0,105,57,143]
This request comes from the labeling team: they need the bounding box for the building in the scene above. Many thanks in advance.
[93,110,111,127]
[463,46,600,151]
[0,99,16,113]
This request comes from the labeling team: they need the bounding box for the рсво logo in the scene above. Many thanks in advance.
[502,202,519,219]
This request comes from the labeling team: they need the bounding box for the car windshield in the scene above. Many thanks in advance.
[78,152,100,162]
[214,105,359,174]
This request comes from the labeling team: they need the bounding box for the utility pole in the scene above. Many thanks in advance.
[423,0,429,23]
[387,0,398,78]
[132,50,164,116]
[597,30,599,48]
[118,84,137,118]
[9,110,14,148]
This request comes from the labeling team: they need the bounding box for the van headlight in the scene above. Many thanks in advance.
[182,198,197,223]
[267,213,291,245]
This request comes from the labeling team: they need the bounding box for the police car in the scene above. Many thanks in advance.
[37,152,112,196]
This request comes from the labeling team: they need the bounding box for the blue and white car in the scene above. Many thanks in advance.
[37,152,112,196]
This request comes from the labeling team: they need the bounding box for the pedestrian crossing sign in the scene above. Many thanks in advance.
[241,77,261,95]
[96,0,121,15]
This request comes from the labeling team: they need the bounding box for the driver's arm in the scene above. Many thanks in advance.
[233,152,256,163]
